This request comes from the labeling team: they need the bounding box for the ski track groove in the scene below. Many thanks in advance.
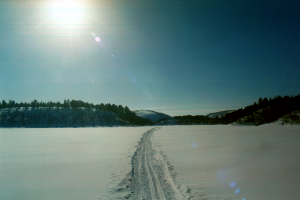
[129,127,187,200]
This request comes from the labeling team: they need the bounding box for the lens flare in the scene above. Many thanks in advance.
[95,37,101,42]
[230,181,236,188]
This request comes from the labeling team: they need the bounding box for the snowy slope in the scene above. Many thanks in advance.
[133,110,173,122]
[206,110,236,118]
[279,109,300,124]
[232,108,300,126]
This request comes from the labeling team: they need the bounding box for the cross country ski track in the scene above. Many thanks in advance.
[123,127,188,200]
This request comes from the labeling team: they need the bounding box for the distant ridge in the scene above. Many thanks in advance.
[133,110,173,123]
[174,95,300,126]
[0,106,152,128]
[205,110,236,118]
[1,94,300,127]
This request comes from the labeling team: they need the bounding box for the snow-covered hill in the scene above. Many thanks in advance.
[280,109,300,124]
[133,110,173,123]
[232,108,300,126]
[205,110,236,118]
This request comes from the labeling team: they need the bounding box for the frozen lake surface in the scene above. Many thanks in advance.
[1,124,300,199]
[153,124,300,200]
[0,127,151,200]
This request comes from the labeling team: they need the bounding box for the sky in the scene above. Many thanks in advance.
[0,0,300,116]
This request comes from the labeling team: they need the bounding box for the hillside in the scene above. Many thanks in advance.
[205,110,236,118]
[174,95,300,126]
[231,95,300,126]
[281,110,300,124]
[235,108,300,126]
[0,101,152,127]
[1,95,300,127]
[133,110,173,123]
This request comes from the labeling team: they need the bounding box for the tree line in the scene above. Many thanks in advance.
[1,95,299,126]
[0,99,134,115]
[174,94,300,125]
[0,99,152,127]
[1,99,125,110]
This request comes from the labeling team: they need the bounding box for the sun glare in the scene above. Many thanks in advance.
[48,0,84,24]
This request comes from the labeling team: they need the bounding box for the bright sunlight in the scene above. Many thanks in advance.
[47,0,85,24]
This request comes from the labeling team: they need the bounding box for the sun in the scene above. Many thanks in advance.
[47,0,84,25]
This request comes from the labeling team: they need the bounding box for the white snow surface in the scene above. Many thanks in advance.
[153,124,300,200]
[0,127,152,200]
[1,124,300,200]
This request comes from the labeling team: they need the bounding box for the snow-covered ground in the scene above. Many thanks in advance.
[153,124,300,200]
[1,124,299,200]
[0,127,151,200]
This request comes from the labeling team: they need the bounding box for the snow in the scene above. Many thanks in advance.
[153,124,300,200]
[133,110,172,122]
[206,110,236,118]
[1,124,299,200]
[0,127,152,200]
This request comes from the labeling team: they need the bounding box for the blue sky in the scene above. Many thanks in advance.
[1,0,300,116]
